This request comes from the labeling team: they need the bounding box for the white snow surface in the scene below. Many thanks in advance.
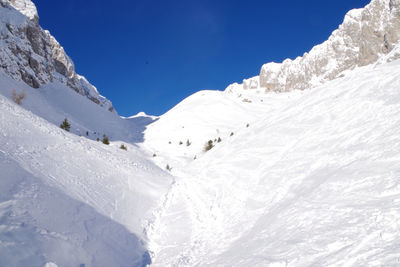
[1,58,400,267]
[142,60,400,266]
[0,0,400,266]
[0,72,173,266]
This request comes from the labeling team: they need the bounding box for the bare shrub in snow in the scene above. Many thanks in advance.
[12,89,26,105]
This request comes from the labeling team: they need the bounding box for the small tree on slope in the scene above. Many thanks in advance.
[102,134,110,145]
[60,118,71,132]
[204,140,214,152]
[120,144,127,150]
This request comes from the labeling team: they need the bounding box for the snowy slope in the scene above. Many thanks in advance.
[1,0,400,266]
[141,89,269,170]
[143,60,400,266]
[0,75,173,266]
[0,70,157,144]
[0,1,173,265]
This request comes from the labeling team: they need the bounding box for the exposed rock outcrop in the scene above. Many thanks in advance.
[0,0,114,112]
[227,0,400,94]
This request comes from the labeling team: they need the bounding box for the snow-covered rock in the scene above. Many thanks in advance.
[0,0,114,111]
[2,0,38,21]
[227,0,400,93]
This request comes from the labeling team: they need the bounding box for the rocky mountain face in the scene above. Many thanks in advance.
[0,0,114,111]
[227,0,400,93]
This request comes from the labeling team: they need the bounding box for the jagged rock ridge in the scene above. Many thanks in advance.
[0,0,114,111]
[227,0,400,93]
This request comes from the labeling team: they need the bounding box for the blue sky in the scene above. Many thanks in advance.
[35,0,370,116]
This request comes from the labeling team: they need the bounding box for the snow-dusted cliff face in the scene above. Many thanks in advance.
[227,0,400,93]
[0,0,114,111]
[3,0,37,21]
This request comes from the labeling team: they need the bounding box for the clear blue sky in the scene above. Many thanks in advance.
[34,0,370,116]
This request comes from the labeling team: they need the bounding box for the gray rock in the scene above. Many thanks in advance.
[0,0,115,112]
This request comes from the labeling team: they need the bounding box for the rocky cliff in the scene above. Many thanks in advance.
[0,0,114,111]
[227,0,400,93]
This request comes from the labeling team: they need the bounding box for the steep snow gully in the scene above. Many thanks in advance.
[1,0,400,266]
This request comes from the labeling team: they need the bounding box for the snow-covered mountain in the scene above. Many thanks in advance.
[0,2,171,266]
[0,0,114,111]
[227,0,400,94]
[143,0,400,171]
[140,0,400,265]
[143,55,400,267]
[1,0,400,266]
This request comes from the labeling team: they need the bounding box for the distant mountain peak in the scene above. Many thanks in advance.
[227,0,400,94]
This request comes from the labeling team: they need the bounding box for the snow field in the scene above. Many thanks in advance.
[144,60,400,266]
